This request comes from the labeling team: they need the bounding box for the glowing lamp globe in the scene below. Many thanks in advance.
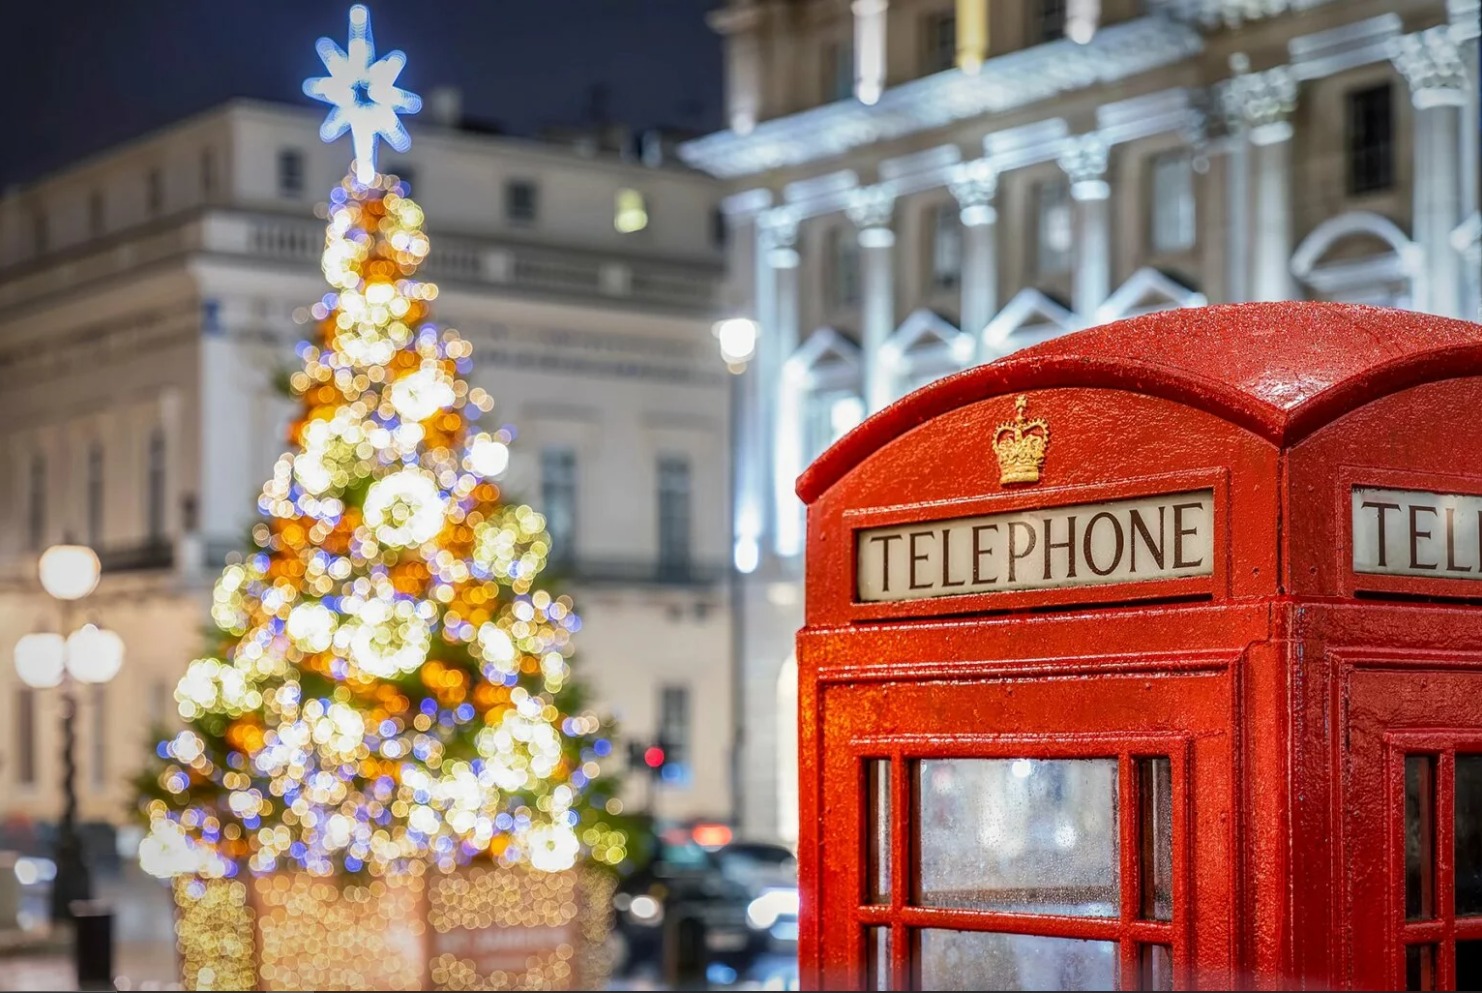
[14,632,65,688]
[65,624,124,684]
[37,544,101,601]
[714,317,758,366]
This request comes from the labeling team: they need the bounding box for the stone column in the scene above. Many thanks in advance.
[1223,56,1297,302]
[1394,26,1469,318]
[848,186,897,413]
[721,205,764,580]
[758,209,802,558]
[1218,57,1252,302]
[949,159,999,361]
[1058,134,1111,322]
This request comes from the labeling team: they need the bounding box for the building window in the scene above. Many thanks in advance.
[930,202,962,290]
[807,391,865,463]
[149,678,170,727]
[615,188,649,233]
[658,684,691,769]
[922,11,957,74]
[16,689,36,787]
[88,191,105,237]
[147,427,166,542]
[830,227,861,308]
[201,298,222,336]
[1034,0,1067,43]
[1150,149,1196,254]
[505,179,538,224]
[710,206,728,249]
[657,455,692,576]
[824,39,854,101]
[1347,83,1394,196]
[91,684,107,791]
[540,447,578,565]
[200,147,216,199]
[278,148,305,198]
[32,210,47,255]
[1034,177,1073,275]
[87,443,104,549]
[147,167,164,216]
[27,454,45,551]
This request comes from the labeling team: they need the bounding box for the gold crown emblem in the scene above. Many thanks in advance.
[993,395,1049,485]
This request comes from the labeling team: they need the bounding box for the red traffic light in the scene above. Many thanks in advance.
[643,746,666,769]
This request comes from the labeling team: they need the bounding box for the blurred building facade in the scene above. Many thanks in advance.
[0,100,730,833]
[681,0,1481,842]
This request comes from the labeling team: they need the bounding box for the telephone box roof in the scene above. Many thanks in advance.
[798,302,1482,503]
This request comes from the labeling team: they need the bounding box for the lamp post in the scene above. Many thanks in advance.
[713,317,758,831]
[12,543,123,924]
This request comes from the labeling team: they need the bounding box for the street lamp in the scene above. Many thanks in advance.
[12,543,122,924]
[713,317,758,838]
[714,317,758,372]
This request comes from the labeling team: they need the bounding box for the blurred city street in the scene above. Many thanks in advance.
[0,0,1478,988]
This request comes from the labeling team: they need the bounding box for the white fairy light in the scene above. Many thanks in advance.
[388,364,456,422]
[303,4,423,184]
[286,601,338,654]
[363,467,446,547]
[465,433,510,478]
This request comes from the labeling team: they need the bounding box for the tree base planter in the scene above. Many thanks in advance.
[172,864,615,991]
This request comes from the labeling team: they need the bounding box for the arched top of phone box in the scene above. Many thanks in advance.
[798,302,1482,504]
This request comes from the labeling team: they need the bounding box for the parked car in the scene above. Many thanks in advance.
[612,834,798,987]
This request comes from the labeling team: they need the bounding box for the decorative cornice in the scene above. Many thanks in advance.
[720,188,774,219]
[1153,0,1344,29]
[1288,13,1401,81]
[982,118,1071,172]
[677,15,1203,179]
[1095,87,1200,147]
[1393,27,1470,108]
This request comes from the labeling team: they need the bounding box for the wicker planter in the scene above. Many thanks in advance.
[172,864,615,991]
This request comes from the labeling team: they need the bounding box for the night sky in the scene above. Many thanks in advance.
[1,0,724,189]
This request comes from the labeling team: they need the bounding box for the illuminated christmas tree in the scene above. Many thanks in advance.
[137,6,625,884]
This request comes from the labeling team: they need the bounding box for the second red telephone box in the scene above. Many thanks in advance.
[795,302,1482,990]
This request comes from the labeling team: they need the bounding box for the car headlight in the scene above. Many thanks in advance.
[746,887,799,931]
[14,857,56,886]
[627,893,664,926]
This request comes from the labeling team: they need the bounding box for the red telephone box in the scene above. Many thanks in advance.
[795,302,1482,991]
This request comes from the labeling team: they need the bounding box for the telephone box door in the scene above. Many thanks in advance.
[808,633,1239,991]
[1346,663,1482,991]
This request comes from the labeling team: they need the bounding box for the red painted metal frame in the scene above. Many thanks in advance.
[841,734,1191,991]
[840,468,1230,622]
[798,304,1482,506]
[1385,730,1482,991]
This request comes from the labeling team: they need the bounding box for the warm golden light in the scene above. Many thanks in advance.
[37,544,101,601]
[13,632,65,689]
[956,0,988,74]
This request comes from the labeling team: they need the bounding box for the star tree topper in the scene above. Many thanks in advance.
[303,4,422,184]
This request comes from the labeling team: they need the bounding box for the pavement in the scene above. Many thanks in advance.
[0,868,796,992]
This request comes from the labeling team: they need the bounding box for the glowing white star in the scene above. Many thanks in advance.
[303,5,422,184]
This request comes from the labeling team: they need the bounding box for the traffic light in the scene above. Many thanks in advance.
[627,739,673,778]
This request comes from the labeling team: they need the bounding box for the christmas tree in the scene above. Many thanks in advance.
[138,9,624,882]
